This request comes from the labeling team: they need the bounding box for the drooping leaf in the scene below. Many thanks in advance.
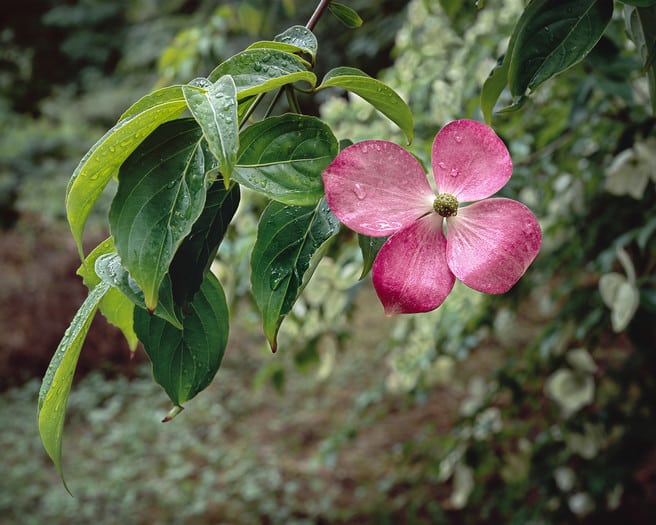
[183,76,239,180]
[328,2,364,28]
[480,53,512,124]
[169,178,240,307]
[207,49,316,97]
[621,0,656,6]
[38,282,110,490]
[94,253,183,329]
[507,0,614,96]
[250,198,340,351]
[358,233,388,279]
[624,5,656,113]
[66,88,187,258]
[109,118,214,311]
[134,272,229,406]
[317,67,414,143]
[232,114,338,205]
[77,238,138,349]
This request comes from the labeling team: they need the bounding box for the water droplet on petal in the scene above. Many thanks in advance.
[449,168,460,178]
[353,183,366,200]
[454,134,463,143]
[438,162,448,170]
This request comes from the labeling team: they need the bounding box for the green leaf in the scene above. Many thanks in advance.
[66,88,187,258]
[77,238,138,350]
[183,76,239,180]
[328,2,364,28]
[232,114,338,205]
[624,5,656,113]
[109,118,214,311]
[207,49,316,98]
[317,67,414,144]
[507,0,614,96]
[250,198,340,351]
[134,272,229,406]
[247,25,318,65]
[357,233,388,279]
[94,253,183,329]
[169,178,240,307]
[621,0,656,6]
[480,54,511,124]
[38,281,110,490]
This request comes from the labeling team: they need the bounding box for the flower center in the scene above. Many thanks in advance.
[433,193,458,217]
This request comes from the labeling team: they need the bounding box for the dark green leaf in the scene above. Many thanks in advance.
[232,114,338,205]
[358,233,388,279]
[621,0,656,6]
[250,198,340,351]
[109,118,214,311]
[94,253,183,329]
[169,178,240,307]
[317,67,413,143]
[207,49,316,97]
[328,2,364,28]
[66,88,187,258]
[77,238,138,350]
[183,76,239,180]
[508,0,614,96]
[624,5,656,113]
[134,272,229,406]
[38,282,110,490]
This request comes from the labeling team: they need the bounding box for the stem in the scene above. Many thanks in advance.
[306,0,332,31]
[285,86,302,113]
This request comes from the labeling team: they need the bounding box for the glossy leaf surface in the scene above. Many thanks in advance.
[625,5,656,113]
[109,118,214,311]
[66,88,187,257]
[317,67,413,144]
[251,198,340,351]
[207,49,316,97]
[183,76,239,180]
[169,178,240,307]
[38,281,110,490]
[232,114,338,205]
[358,233,387,279]
[328,2,364,28]
[77,238,138,349]
[134,272,229,406]
[508,0,614,95]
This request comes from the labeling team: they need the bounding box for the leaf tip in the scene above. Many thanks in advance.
[162,405,184,423]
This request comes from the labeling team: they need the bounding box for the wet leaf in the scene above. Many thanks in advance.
[232,114,338,205]
[134,272,229,406]
[317,67,413,144]
[38,282,110,490]
[250,198,340,351]
[109,118,214,311]
[66,87,187,258]
[357,233,387,279]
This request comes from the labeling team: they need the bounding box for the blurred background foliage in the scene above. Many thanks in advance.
[1,0,655,524]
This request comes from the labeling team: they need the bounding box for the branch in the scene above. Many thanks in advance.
[306,0,332,31]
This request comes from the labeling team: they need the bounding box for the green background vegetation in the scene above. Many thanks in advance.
[1,0,655,523]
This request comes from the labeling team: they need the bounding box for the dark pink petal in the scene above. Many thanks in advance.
[431,120,512,202]
[372,215,456,314]
[445,198,541,294]
[323,140,434,236]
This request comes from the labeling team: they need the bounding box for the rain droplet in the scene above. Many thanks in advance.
[353,183,366,200]
[438,162,448,170]
[270,266,292,290]
[449,168,460,177]
[454,135,463,143]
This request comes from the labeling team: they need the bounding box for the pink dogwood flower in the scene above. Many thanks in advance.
[322,119,542,314]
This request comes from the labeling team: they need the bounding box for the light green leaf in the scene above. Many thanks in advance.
[508,0,614,96]
[66,88,187,258]
[207,49,316,98]
[109,119,213,311]
[481,53,512,124]
[232,114,338,205]
[183,76,239,180]
[357,233,387,279]
[274,25,318,58]
[134,272,229,406]
[250,198,340,351]
[77,238,138,350]
[317,67,413,143]
[38,281,110,490]
[624,5,656,113]
[328,2,364,28]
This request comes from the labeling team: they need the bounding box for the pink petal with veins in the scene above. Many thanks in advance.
[372,215,455,314]
[445,198,541,294]
[431,120,512,202]
[323,140,434,237]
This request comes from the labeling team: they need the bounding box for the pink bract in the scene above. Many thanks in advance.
[322,119,542,314]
